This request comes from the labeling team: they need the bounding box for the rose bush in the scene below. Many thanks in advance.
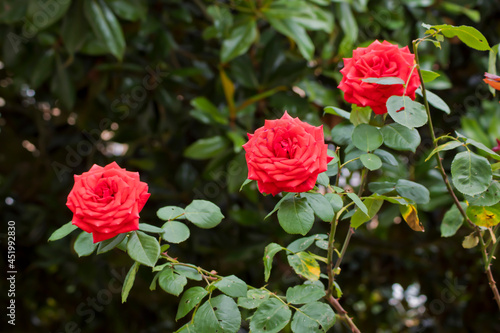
[66,162,150,243]
[338,40,420,114]
[242,111,332,195]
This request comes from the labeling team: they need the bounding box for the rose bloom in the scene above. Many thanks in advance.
[243,112,332,196]
[493,138,500,153]
[484,72,500,98]
[338,40,421,114]
[66,162,150,243]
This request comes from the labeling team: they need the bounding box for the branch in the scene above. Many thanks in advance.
[413,39,500,311]
[326,295,361,333]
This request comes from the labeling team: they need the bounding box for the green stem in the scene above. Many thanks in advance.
[327,212,339,290]
[332,227,355,276]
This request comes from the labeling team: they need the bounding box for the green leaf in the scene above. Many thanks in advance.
[214,275,248,297]
[83,0,126,61]
[139,223,164,234]
[466,204,500,228]
[176,322,196,333]
[31,49,55,89]
[381,123,421,153]
[395,179,430,204]
[291,302,336,333]
[250,298,292,333]
[465,181,500,206]
[325,193,343,213]
[431,24,490,51]
[176,286,209,321]
[74,232,98,257]
[440,203,466,237]
[263,243,284,282]
[121,261,139,303]
[159,267,188,296]
[487,44,499,96]
[194,295,241,333]
[161,221,190,244]
[420,69,440,83]
[157,206,185,221]
[184,136,230,160]
[416,88,450,114]
[267,17,314,61]
[425,141,463,162]
[51,55,75,110]
[335,2,358,55]
[287,234,326,253]
[286,284,325,305]
[97,233,127,254]
[240,178,253,191]
[221,18,257,63]
[331,122,354,146]
[237,289,270,309]
[277,196,315,235]
[361,77,405,85]
[184,200,224,229]
[349,105,372,126]
[107,0,147,21]
[265,192,294,219]
[466,138,500,161]
[175,266,202,281]
[360,153,382,171]
[61,1,89,55]
[347,192,368,215]
[48,221,78,241]
[351,124,383,152]
[387,96,428,129]
[190,97,228,125]
[316,172,330,187]
[315,240,328,250]
[368,181,396,195]
[126,231,160,267]
[302,193,334,222]
[451,151,492,196]
[26,0,71,30]
[350,198,384,229]
[287,252,321,281]
[324,106,350,120]
[374,149,398,166]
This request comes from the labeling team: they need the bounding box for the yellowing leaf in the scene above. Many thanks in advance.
[219,68,235,119]
[287,252,321,281]
[466,204,500,228]
[462,232,479,249]
[399,204,425,232]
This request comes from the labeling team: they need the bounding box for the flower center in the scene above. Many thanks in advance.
[274,137,296,159]
[95,179,117,200]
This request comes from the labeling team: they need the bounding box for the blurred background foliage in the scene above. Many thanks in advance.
[1,0,500,332]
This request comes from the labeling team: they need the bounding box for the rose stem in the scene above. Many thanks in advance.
[413,39,500,310]
[326,295,361,333]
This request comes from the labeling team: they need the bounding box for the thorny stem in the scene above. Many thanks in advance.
[413,39,500,310]
[326,295,361,333]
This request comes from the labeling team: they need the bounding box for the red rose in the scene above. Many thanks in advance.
[66,162,151,243]
[338,40,420,115]
[243,112,332,196]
